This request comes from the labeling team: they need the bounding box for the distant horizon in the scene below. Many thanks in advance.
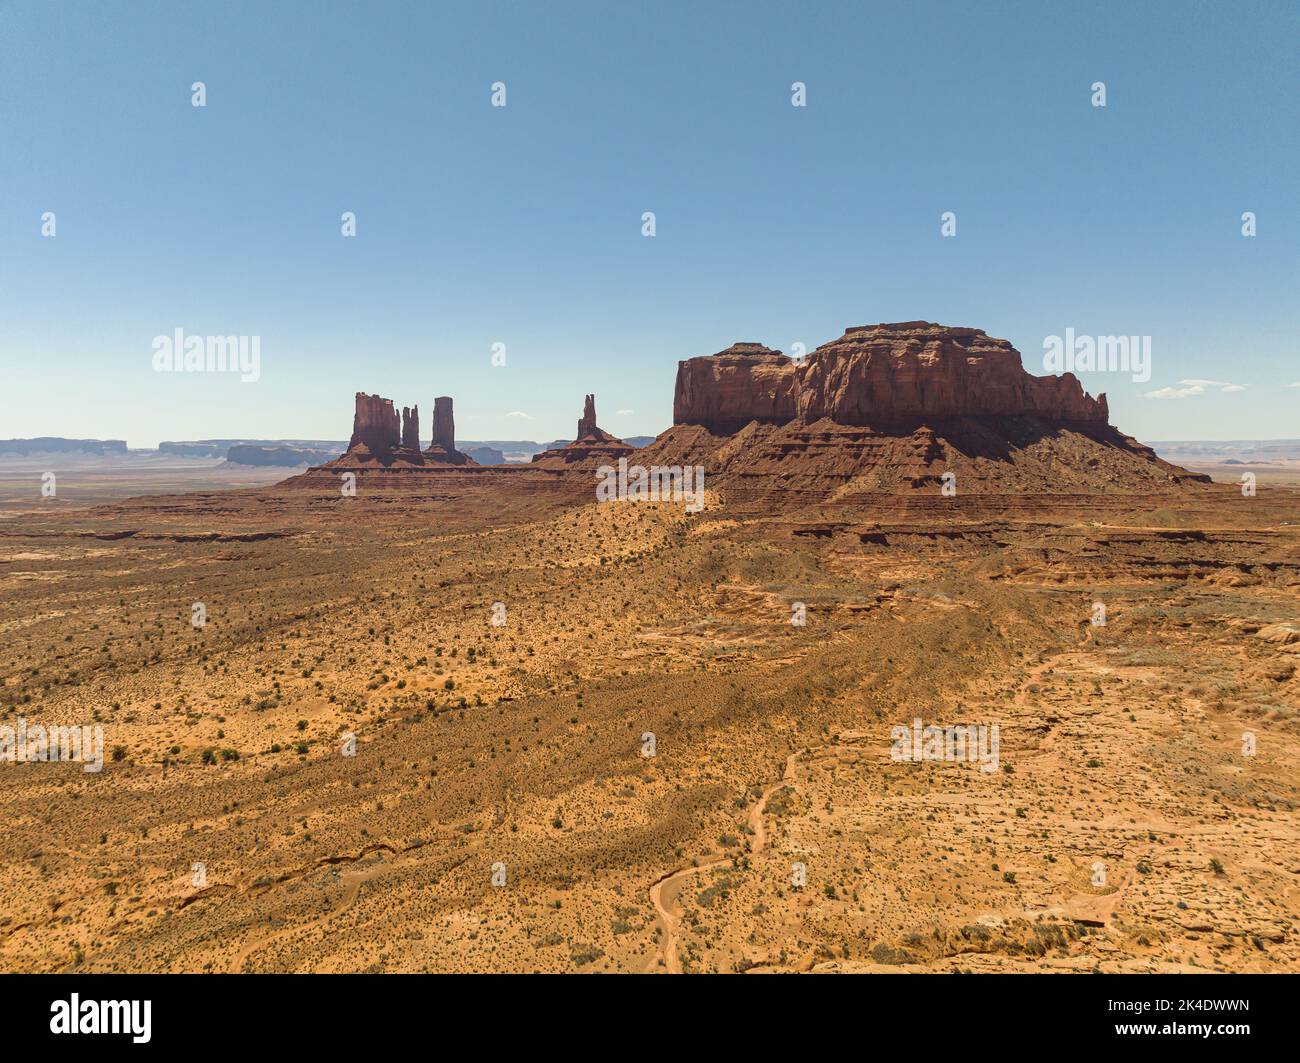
[6,430,1300,451]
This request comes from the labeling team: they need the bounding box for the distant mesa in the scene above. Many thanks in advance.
[531,395,633,469]
[160,441,232,458]
[0,437,128,456]
[462,446,506,465]
[226,444,338,467]
[170,439,346,464]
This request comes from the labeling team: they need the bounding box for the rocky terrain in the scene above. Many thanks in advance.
[1,323,1295,974]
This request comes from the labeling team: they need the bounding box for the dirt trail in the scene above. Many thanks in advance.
[747,751,801,853]
[648,745,818,973]
[648,858,729,974]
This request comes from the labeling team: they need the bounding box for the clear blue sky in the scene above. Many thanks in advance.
[2,0,1295,447]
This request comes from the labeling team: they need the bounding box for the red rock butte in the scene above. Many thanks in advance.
[531,394,634,470]
[673,322,1108,434]
[332,392,475,467]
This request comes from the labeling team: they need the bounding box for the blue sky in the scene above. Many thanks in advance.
[2,0,1295,447]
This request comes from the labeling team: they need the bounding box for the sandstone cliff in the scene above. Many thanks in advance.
[673,343,796,434]
[673,323,1108,433]
[348,393,401,452]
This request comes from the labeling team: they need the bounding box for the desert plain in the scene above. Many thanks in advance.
[1,470,1297,973]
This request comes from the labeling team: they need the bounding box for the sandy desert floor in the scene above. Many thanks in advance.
[0,460,293,514]
[1,475,1297,972]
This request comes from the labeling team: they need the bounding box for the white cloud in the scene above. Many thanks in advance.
[1287,381,1300,388]
[1143,378,1246,399]
[616,409,634,415]
[505,410,532,419]
[1144,384,1205,399]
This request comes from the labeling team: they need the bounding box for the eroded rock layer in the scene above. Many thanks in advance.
[634,418,1208,510]
[673,323,1108,433]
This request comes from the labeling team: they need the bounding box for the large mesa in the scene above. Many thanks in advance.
[643,321,1205,502]
[673,323,1108,433]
